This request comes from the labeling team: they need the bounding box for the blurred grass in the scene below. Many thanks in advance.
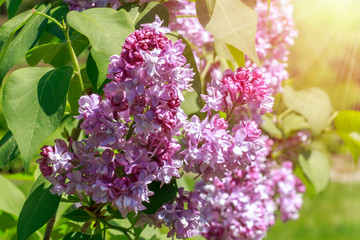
[266,181,360,240]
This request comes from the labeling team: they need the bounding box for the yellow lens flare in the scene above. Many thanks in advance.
[290,0,360,110]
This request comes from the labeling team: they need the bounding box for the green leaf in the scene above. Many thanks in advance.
[61,195,81,203]
[91,48,112,88]
[6,0,22,19]
[213,33,247,70]
[181,91,201,116]
[0,4,51,84]
[299,150,330,193]
[142,179,178,214]
[227,44,245,67]
[204,0,259,64]
[86,52,99,92]
[40,115,78,151]
[196,0,215,27]
[261,114,282,138]
[281,113,310,136]
[67,8,135,87]
[124,1,169,29]
[0,131,20,167]
[337,132,360,163]
[64,209,93,222]
[107,205,124,219]
[46,3,69,40]
[0,174,25,216]
[3,67,73,170]
[26,34,89,68]
[214,39,236,70]
[334,110,360,162]
[334,110,360,133]
[64,232,102,240]
[0,0,5,7]
[17,179,61,240]
[0,9,33,56]
[52,220,81,240]
[126,212,144,237]
[188,236,207,240]
[26,43,66,66]
[283,86,332,136]
[168,32,202,97]
[0,210,17,232]
[294,166,316,197]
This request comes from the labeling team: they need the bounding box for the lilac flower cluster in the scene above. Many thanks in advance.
[246,0,298,92]
[37,16,195,218]
[164,0,213,49]
[201,67,274,119]
[63,0,113,11]
[63,0,155,11]
[197,142,305,240]
[163,0,297,93]
[267,161,305,222]
[138,188,205,239]
[180,115,265,181]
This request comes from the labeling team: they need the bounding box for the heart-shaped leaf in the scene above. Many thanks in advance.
[283,86,332,136]
[3,67,73,170]
[299,150,330,193]
[67,8,134,87]
[204,0,259,64]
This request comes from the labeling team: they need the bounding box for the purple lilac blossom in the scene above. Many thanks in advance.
[137,188,206,239]
[197,140,305,240]
[245,0,298,93]
[164,0,296,93]
[201,67,274,118]
[178,65,272,182]
[63,0,156,11]
[37,16,195,219]
[63,0,109,11]
[180,115,266,181]
[164,0,213,49]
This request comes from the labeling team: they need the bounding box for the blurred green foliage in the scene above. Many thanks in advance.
[266,182,360,240]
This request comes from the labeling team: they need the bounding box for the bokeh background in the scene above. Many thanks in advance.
[1,0,360,239]
[267,0,360,239]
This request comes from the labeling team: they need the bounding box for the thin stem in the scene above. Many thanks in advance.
[325,111,338,128]
[71,119,83,141]
[33,10,84,92]
[94,203,106,214]
[177,15,197,18]
[102,222,106,239]
[64,23,85,92]
[81,221,92,233]
[98,219,134,240]
[127,215,139,230]
[126,122,135,141]
[277,108,292,122]
[32,10,85,240]
[43,215,56,240]
[33,10,64,31]
[226,104,236,121]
